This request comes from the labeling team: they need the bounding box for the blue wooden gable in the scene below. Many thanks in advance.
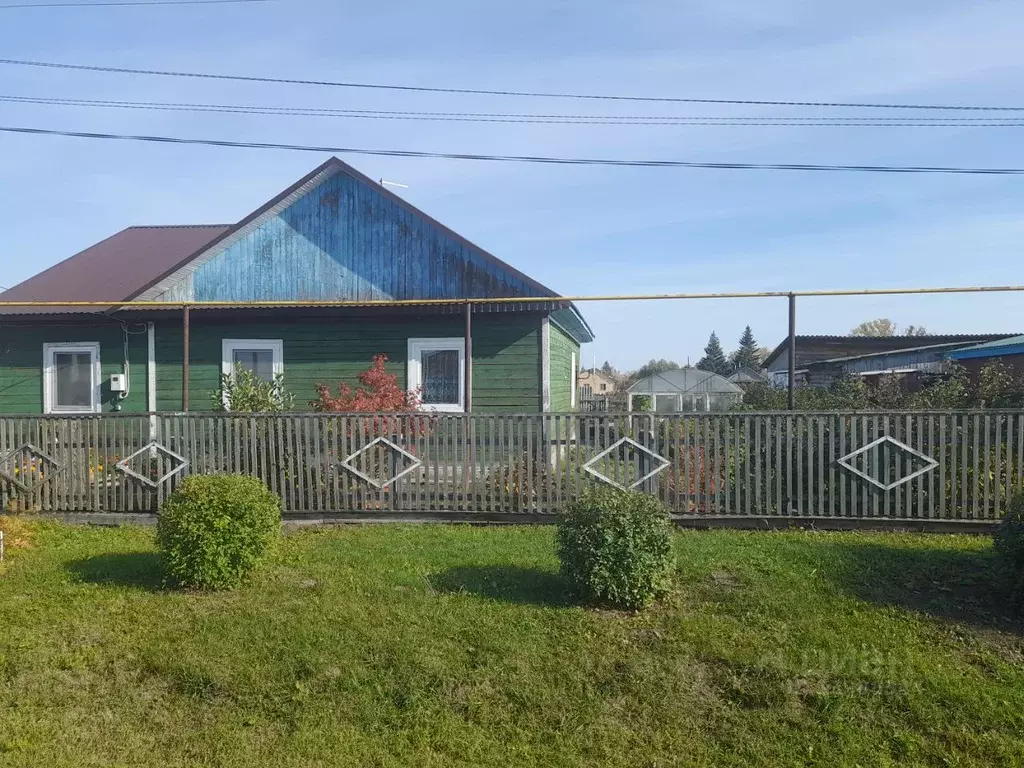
[142,158,592,342]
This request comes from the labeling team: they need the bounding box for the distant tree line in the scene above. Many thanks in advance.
[620,326,770,383]
[608,317,932,387]
[695,326,770,377]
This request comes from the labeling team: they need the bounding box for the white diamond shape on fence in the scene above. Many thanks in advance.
[837,435,938,491]
[0,443,62,494]
[339,437,422,490]
[583,436,670,491]
[116,442,189,489]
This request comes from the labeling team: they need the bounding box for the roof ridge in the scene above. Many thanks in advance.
[125,224,232,230]
[120,157,593,341]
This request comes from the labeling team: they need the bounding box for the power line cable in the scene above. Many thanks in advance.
[0,57,1021,111]
[5,94,1024,126]
[3,124,1024,174]
[19,95,1024,122]
[0,0,270,7]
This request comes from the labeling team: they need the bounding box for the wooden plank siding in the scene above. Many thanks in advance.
[0,322,150,413]
[0,313,545,414]
[154,170,547,304]
[156,313,543,413]
[548,321,580,412]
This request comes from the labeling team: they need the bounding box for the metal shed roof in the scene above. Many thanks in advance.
[763,334,1018,370]
[947,334,1024,360]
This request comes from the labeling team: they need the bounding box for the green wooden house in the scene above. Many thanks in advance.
[0,157,592,415]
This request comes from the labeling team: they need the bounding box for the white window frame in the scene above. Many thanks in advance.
[221,339,285,381]
[570,352,578,408]
[407,337,466,413]
[220,339,284,410]
[43,342,102,414]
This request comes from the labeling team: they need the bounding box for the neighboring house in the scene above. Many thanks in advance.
[627,368,743,412]
[0,157,593,415]
[727,367,768,386]
[764,334,1016,389]
[578,369,617,397]
[947,335,1024,380]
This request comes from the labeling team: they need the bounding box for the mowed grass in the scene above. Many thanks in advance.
[2,523,1024,767]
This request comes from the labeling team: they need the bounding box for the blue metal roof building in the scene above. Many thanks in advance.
[947,335,1024,361]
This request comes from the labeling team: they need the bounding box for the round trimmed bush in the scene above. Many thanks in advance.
[157,474,281,590]
[556,487,674,610]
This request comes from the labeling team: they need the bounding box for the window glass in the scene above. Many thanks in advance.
[421,349,460,405]
[655,394,679,413]
[232,348,275,381]
[54,352,93,408]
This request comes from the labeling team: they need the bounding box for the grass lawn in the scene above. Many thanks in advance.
[2,523,1023,767]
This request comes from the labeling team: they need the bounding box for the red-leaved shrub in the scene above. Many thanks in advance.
[311,354,420,412]
[311,355,431,459]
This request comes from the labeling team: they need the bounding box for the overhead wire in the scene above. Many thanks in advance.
[0,0,270,7]
[2,124,1024,174]
[4,94,1024,126]
[1,57,1022,111]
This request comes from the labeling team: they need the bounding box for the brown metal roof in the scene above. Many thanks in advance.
[0,225,229,314]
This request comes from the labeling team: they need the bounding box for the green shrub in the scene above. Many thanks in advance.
[157,474,281,590]
[556,487,674,610]
[211,365,294,412]
[995,491,1024,604]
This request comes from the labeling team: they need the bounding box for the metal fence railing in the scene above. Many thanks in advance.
[1,411,1021,521]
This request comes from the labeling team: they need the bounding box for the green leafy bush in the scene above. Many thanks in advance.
[556,487,674,610]
[995,490,1024,604]
[157,474,281,590]
[211,365,294,412]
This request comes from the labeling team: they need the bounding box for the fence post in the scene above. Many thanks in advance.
[645,412,657,496]
[787,293,797,410]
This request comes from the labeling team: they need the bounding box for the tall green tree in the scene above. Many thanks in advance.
[697,332,730,375]
[729,325,763,371]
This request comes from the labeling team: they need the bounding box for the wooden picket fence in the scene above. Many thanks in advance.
[0,411,1021,522]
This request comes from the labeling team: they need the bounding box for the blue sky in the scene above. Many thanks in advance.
[1,0,1022,369]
